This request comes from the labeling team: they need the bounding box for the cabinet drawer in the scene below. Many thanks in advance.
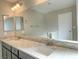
[2,42,11,50]
[19,51,38,59]
[12,47,18,55]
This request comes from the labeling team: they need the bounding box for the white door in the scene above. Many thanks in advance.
[58,12,72,40]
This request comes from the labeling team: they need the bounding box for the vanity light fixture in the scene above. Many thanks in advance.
[11,3,20,11]
[11,0,22,11]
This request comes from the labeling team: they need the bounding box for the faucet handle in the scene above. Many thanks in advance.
[47,32,52,39]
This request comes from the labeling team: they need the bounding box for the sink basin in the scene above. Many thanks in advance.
[32,46,53,56]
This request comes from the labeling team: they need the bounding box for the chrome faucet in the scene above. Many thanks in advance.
[46,32,53,46]
[47,32,52,39]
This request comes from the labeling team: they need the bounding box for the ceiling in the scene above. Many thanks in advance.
[32,0,76,13]
[4,0,76,14]
[5,0,17,3]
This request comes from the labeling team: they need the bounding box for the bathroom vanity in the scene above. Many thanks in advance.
[0,0,78,59]
[0,38,78,59]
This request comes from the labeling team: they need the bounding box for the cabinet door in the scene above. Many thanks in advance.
[7,50,11,59]
[12,47,18,55]
[2,47,7,59]
[12,54,19,59]
[19,51,37,59]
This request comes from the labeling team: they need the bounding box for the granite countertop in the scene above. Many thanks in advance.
[0,38,78,59]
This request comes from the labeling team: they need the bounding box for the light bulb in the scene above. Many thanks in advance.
[11,7,15,11]
[16,3,20,8]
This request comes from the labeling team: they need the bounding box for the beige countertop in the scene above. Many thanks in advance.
[0,38,78,59]
[0,38,44,48]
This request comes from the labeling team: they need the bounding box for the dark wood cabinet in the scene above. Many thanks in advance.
[2,42,12,59]
[2,42,38,59]
[2,42,19,59]
[19,51,38,59]
[2,47,7,59]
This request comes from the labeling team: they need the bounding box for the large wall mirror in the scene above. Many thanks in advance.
[24,0,77,41]
[3,16,24,32]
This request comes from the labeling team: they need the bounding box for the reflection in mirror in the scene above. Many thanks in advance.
[15,16,24,30]
[3,16,24,32]
[3,16,14,31]
[57,0,77,41]
[30,0,77,41]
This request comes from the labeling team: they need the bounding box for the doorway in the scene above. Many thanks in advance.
[58,12,72,40]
